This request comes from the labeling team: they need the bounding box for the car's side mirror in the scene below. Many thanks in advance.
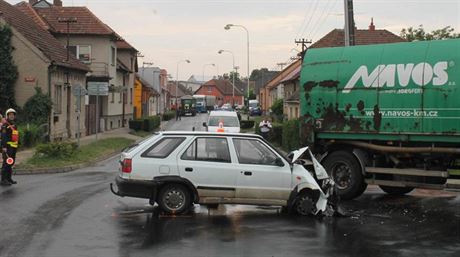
[202,122,207,127]
[275,157,285,167]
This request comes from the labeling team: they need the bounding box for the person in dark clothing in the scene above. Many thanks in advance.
[1,109,18,186]
[175,106,181,121]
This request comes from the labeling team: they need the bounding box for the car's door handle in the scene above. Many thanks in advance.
[243,171,252,176]
[185,167,193,172]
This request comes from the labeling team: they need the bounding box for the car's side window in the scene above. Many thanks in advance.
[181,137,231,163]
[141,137,185,158]
[233,138,279,166]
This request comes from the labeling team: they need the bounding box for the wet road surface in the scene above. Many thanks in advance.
[1,114,459,257]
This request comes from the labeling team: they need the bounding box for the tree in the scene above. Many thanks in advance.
[400,25,460,41]
[0,25,18,112]
[249,68,278,95]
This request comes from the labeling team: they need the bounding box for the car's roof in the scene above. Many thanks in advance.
[160,131,262,138]
[209,110,238,117]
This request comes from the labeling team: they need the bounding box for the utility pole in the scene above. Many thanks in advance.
[294,38,312,60]
[344,0,355,46]
[58,17,77,139]
[276,62,287,71]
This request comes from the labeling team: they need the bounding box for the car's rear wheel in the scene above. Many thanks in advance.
[158,184,191,214]
[295,191,317,216]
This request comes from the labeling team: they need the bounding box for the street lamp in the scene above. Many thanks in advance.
[202,63,216,82]
[225,23,250,105]
[218,49,236,106]
[176,59,191,113]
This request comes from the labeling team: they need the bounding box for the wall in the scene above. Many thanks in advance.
[50,68,87,139]
[9,23,49,107]
[117,50,135,117]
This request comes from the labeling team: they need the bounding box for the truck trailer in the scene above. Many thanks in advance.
[300,38,460,199]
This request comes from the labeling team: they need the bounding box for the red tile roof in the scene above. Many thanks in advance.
[202,79,243,96]
[116,39,136,51]
[280,66,300,84]
[15,2,49,30]
[0,0,89,71]
[265,60,301,90]
[32,5,115,35]
[310,29,405,49]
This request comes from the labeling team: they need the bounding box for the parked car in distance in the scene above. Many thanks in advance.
[249,106,262,116]
[110,132,337,216]
[203,111,240,133]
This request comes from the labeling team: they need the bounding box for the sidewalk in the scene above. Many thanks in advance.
[15,127,143,166]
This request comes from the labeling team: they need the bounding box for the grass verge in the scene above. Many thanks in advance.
[17,137,135,170]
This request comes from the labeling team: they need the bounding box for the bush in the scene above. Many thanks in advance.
[22,87,52,124]
[282,119,300,151]
[143,116,161,131]
[240,120,254,129]
[270,98,284,116]
[35,141,78,159]
[269,123,283,145]
[162,111,176,121]
[129,120,143,131]
[18,123,46,147]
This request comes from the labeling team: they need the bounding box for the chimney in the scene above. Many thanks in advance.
[54,0,63,6]
[369,18,375,31]
[29,0,38,5]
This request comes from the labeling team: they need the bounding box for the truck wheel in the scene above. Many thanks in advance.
[379,185,414,195]
[323,151,367,200]
[295,191,317,216]
[158,184,191,214]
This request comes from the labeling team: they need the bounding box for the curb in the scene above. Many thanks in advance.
[14,150,121,175]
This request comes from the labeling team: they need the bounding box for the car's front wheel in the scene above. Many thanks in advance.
[158,184,191,214]
[295,191,317,216]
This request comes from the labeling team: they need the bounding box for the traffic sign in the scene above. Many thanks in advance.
[72,84,87,96]
[87,82,109,96]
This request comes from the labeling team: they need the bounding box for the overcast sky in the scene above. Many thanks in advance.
[6,0,460,80]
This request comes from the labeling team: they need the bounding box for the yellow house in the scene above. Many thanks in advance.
[134,75,159,119]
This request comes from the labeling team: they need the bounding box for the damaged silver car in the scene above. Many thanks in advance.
[111,132,340,216]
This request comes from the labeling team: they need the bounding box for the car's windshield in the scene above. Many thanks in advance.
[208,116,239,127]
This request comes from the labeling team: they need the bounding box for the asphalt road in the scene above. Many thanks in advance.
[0,113,459,257]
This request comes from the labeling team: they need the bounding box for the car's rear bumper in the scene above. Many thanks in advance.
[111,176,156,199]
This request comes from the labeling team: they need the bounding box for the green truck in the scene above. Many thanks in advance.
[300,38,460,199]
[180,95,197,116]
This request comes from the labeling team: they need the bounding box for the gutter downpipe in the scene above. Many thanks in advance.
[47,62,56,142]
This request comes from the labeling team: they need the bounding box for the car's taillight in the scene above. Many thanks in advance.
[121,159,132,173]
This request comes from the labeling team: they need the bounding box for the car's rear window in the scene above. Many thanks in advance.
[141,137,185,158]
[208,116,239,127]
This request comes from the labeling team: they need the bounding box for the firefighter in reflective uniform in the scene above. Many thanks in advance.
[1,109,19,186]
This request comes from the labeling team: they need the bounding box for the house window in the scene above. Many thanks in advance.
[111,92,115,103]
[77,45,91,63]
[119,92,122,103]
[111,46,116,65]
[69,45,91,63]
[208,86,212,92]
[54,85,62,114]
[295,107,298,118]
[130,57,134,70]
